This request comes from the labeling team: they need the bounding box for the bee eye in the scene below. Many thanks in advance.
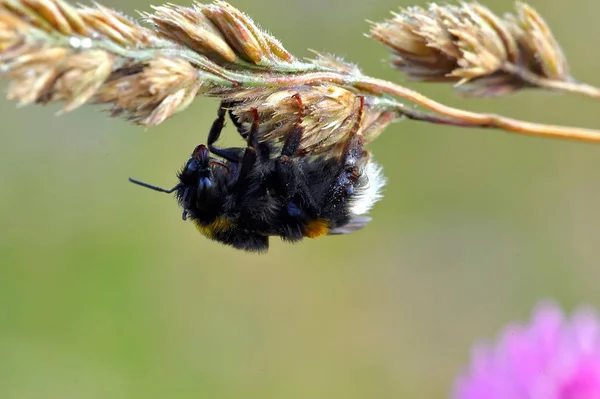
[287,202,302,217]
[184,160,197,174]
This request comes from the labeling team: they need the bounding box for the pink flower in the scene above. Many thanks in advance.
[453,302,600,399]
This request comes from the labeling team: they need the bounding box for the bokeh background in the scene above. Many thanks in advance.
[2,0,600,397]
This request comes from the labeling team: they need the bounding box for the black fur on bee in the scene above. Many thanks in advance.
[129,94,386,253]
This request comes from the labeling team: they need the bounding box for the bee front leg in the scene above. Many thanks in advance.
[207,102,245,163]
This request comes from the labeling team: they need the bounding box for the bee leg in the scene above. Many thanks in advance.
[275,94,319,210]
[279,93,305,158]
[207,102,245,163]
[243,108,271,161]
[341,96,365,165]
[218,100,250,139]
[275,129,302,201]
[233,146,257,202]
[332,96,366,195]
[228,106,249,140]
[274,94,304,193]
[232,108,262,202]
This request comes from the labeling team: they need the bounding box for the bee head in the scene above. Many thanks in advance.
[128,143,231,221]
[179,144,216,192]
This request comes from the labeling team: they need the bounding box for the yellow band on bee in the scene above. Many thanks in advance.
[195,217,235,239]
[304,219,330,238]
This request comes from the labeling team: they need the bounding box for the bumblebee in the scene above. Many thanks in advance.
[129,94,386,252]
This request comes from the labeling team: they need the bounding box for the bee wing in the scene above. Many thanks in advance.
[328,215,372,235]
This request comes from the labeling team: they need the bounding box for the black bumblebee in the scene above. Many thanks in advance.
[129,94,386,252]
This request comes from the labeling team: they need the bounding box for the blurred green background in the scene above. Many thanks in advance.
[2,0,600,397]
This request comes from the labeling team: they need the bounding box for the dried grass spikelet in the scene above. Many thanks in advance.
[0,0,399,145]
[369,2,572,96]
[0,1,119,110]
[9,48,115,112]
[94,57,205,125]
[145,1,297,68]
[217,51,397,155]
[217,85,392,155]
[0,0,332,128]
[504,2,568,81]
[0,0,207,123]
[2,0,600,145]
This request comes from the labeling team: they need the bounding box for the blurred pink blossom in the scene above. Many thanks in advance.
[453,301,600,399]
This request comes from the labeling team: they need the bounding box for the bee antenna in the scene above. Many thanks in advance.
[128,177,182,194]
